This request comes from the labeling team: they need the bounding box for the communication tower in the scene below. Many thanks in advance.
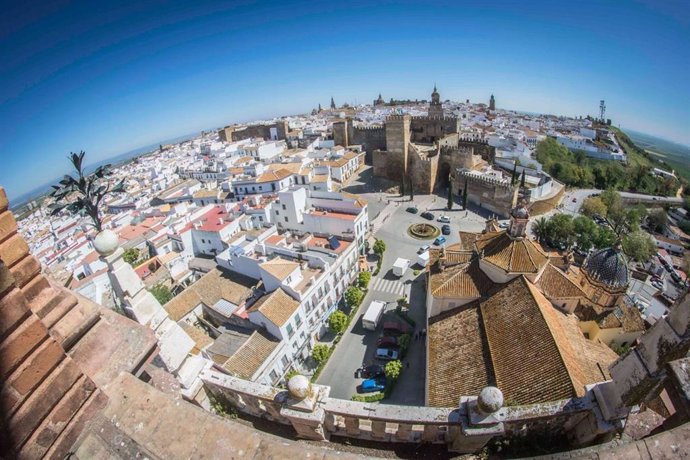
[599,100,606,122]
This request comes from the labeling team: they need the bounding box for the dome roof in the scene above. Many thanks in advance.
[583,247,629,289]
[511,205,529,219]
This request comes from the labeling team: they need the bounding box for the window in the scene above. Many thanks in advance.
[286,323,295,338]
[269,370,279,382]
[284,216,288,223]
[281,355,289,367]
[282,204,286,210]
[294,314,302,327]
[276,210,280,215]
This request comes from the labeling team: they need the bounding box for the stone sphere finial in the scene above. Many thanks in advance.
[287,374,311,400]
[93,229,119,257]
[477,386,503,414]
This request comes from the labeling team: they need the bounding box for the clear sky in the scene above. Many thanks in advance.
[1,0,689,200]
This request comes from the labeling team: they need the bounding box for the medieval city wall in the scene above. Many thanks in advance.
[454,171,518,218]
[409,116,459,144]
[219,120,289,142]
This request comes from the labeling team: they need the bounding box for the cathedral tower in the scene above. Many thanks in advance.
[489,94,496,111]
[428,85,443,118]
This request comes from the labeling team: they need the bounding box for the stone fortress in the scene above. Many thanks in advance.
[333,87,518,217]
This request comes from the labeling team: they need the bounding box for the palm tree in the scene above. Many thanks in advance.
[49,151,126,232]
[532,217,549,243]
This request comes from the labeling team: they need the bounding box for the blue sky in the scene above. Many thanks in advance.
[1,0,689,200]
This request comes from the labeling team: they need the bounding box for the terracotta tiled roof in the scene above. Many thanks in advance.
[475,231,548,274]
[222,330,280,379]
[256,168,292,183]
[250,288,300,327]
[164,268,258,321]
[180,322,214,354]
[260,257,299,281]
[537,263,586,299]
[577,303,646,333]
[427,276,618,407]
[428,302,494,406]
[428,250,494,299]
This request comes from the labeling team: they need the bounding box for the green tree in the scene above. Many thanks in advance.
[328,310,348,334]
[573,216,598,252]
[123,248,140,266]
[358,271,371,289]
[311,344,331,365]
[548,213,575,248]
[600,189,622,211]
[511,161,517,185]
[520,170,526,188]
[622,231,656,262]
[462,179,468,209]
[532,217,550,244]
[344,286,364,307]
[149,284,173,305]
[580,196,607,217]
[647,209,668,233]
[373,239,386,256]
[384,360,403,380]
[683,196,690,213]
[446,181,453,210]
[593,226,617,249]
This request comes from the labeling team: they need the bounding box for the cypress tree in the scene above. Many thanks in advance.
[462,179,468,209]
[511,161,517,185]
[447,182,453,210]
[520,170,526,188]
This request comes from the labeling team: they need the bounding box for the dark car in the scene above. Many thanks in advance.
[383,321,409,336]
[360,364,384,378]
[406,206,418,214]
[442,224,451,235]
[421,211,434,220]
[377,335,398,347]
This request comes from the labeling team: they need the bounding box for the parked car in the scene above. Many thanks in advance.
[442,224,451,235]
[361,377,386,393]
[572,197,577,203]
[383,321,409,336]
[417,244,431,254]
[377,335,399,347]
[437,215,451,223]
[421,211,434,220]
[499,222,509,229]
[375,347,399,361]
[406,206,418,214]
[359,364,384,379]
[434,236,446,245]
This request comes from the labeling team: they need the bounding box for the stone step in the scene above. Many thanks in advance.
[49,294,101,352]
[42,292,79,330]
[18,374,98,459]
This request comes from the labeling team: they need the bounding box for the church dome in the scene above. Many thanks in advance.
[583,246,629,289]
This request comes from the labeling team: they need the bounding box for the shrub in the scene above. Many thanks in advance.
[123,248,140,266]
[328,310,348,334]
[149,283,173,305]
[344,286,364,307]
[398,333,411,352]
[384,360,403,380]
[358,271,372,289]
[311,344,331,365]
[373,239,386,256]
[352,393,385,402]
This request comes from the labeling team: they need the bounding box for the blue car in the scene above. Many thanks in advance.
[434,236,446,245]
[361,377,386,393]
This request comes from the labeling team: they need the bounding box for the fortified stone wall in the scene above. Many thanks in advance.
[219,120,289,142]
[454,171,518,218]
[332,119,386,162]
[409,116,459,144]
[408,144,440,193]
[458,137,495,164]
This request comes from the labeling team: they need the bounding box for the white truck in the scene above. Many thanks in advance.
[362,300,386,331]
[416,250,430,268]
[392,257,410,277]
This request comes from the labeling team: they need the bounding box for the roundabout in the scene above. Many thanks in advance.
[407,223,441,240]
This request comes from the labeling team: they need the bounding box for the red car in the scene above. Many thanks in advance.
[377,335,398,347]
[382,321,409,336]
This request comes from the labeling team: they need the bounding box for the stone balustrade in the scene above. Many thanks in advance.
[200,368,614,454]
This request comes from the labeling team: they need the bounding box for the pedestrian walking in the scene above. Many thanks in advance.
[406,361,410,369]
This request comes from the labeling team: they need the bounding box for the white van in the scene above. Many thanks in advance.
[392,258,410,277]
[362,300,386,331]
